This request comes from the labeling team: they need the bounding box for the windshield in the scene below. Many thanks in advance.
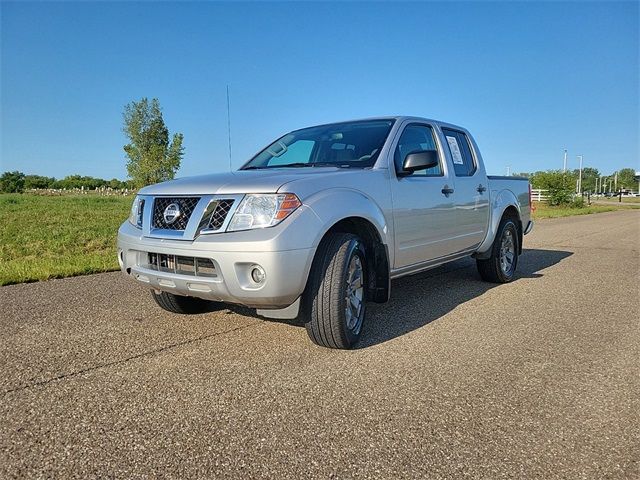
[240,119,395,170]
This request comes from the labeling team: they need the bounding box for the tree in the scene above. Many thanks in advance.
[530,169,575,205]
[122,98,184,188]
[617,168,637,190]
[0,171,26,193]
[24,175,56,190]
[571,167,599,193]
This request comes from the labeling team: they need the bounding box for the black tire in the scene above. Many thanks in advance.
[476,217,519,283]
[302,233,367,349]
[150,290,212,314]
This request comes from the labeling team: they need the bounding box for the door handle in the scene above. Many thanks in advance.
[477,184,487,194]
[441,186,454,197]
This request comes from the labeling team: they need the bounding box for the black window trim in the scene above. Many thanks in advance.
[393,122,445,178]
[441,127,477,177]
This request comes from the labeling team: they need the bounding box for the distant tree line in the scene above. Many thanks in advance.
[0,171,133,194]
[515,167,638,206]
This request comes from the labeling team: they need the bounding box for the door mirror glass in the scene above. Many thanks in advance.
[401,150,439,175]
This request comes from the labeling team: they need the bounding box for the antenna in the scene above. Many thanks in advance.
[226,85,232,172]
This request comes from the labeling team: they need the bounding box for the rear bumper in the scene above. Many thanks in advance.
[524,220,534,235]
[117,224,315,309]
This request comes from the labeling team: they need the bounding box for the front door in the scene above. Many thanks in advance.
[390,123,458,269]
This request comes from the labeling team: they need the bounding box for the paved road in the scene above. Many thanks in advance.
[1,211,639,479]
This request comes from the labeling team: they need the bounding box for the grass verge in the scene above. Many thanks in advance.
[532,201,639,219]
[0,193,132,286]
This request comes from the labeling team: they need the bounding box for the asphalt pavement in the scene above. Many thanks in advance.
[1,210,638,479]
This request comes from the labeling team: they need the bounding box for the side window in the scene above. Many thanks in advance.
[441,128,476,176]
[394,124,442,177]
[267,140,315,166]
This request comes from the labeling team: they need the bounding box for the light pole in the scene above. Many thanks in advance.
[577,155,583,194]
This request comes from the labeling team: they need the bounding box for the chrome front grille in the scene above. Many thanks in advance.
[152,197,200,230]
[198,199,235,232]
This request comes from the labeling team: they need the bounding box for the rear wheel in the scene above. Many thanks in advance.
[302,233,367,349]
[476,217,519,283]
[150,290,213,314]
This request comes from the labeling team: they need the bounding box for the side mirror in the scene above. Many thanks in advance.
[400,150,439,176]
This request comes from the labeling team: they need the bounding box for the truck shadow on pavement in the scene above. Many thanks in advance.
[239,248,572,348]
[355,248,572,348]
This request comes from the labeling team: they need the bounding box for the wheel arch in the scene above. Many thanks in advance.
[475,189,524,258]
[319,216,390,303]
[300,188,392,303]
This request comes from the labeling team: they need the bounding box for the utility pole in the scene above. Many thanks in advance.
[226,85,232,172]
[563,149,567,173]
[577,155,583,194]
[614,171,618,192]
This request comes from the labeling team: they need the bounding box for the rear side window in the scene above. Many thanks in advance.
[441,128,476,176]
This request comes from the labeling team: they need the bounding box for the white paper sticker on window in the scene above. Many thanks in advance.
[446,136,464,165]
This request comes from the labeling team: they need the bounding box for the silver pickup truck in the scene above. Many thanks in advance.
[118,117,533,349]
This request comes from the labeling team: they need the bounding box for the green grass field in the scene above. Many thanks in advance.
[532,201,640,219]
[0,193,132,286]
[1,193,638,286]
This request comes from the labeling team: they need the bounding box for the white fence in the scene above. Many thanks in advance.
[531,188,548,202]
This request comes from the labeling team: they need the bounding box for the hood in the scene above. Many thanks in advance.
[137,168,347,196]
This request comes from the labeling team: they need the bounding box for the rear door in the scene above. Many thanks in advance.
[439,127,490,251]
[390,122,458,268]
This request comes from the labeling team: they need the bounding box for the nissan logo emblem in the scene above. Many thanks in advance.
[163,203,181,224]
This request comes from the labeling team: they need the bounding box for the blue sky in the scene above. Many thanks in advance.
[1,1,638,179]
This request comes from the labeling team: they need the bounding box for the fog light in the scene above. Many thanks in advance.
[250,265,266,284]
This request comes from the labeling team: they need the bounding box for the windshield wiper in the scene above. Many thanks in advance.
[311,162,351,168]
[275,162,315,168]
[274,162,351,168]
[243,162,351,170]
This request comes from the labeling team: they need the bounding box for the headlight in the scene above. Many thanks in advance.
[227,193,301,231]
[128,195,145,228]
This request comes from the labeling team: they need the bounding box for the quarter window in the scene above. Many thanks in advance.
[441,128,476,176]
[394,124,442,177]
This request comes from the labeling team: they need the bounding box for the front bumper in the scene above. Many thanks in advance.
[117,223,315,309]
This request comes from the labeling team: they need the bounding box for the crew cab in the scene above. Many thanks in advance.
[118,117,533,349]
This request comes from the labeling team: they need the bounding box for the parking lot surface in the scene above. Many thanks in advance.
[1,210,639,479]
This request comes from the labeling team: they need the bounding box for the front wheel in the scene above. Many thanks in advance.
[476,217,519,283]
[302,233,367,349]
